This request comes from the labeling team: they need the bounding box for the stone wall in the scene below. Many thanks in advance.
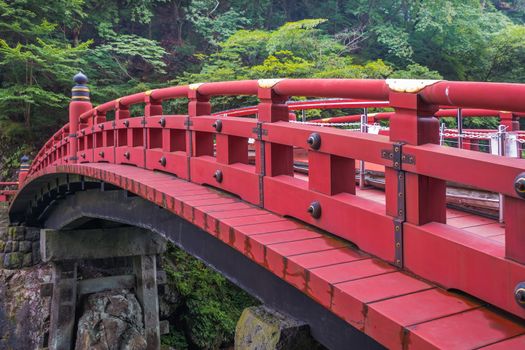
[0,225,41,269]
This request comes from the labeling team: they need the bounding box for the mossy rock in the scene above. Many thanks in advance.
[235,306,323,350]
[3,252,23,269]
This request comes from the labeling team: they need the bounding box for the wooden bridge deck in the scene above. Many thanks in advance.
[35,162,525,350]
[355,186,505,243]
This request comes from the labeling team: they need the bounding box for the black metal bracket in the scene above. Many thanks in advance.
[184,118,193,128]
[385,142,408,268]
[252,123,268,139]
[381,143,415,170]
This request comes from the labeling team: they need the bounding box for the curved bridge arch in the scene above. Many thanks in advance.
[37,181,381,350]
[9,78,525,349]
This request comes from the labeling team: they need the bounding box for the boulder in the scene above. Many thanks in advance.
[235,306,322,350]
[75,289,147,350]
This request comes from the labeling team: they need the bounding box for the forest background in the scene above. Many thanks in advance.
[1,2,525,348]
[1,0,525,176]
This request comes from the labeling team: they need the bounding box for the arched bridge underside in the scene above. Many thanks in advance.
[10,163,525,350]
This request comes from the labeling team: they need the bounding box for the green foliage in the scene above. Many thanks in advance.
[389,64,443,79]
[162,243,259,349]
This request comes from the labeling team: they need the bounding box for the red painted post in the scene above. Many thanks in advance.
[501,111,525,263]
[69,72,93,163]
[500,111,519,131]
[386,81,446,224]
[257,79,293,177]
[188,84,213,157]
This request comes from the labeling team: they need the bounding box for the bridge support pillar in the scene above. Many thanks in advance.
[133,254,160,349]
[41,227,166,349]
[49,261,78,350]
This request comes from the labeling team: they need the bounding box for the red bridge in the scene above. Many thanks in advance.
[5,75,525,349]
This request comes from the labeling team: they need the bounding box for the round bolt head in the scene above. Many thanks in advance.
[159,156,166,166]
[514,173,525,199]
[307,201,322,219]
[124,151,130,159]
[514,282,525,306]
[99,151,104,157]
[158,118,166,127]
[123,120,129,127]
[213,119,223,132]
[307,132,321,150]
[213,169,223,183]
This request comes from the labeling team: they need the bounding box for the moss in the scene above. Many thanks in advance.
[161,242,259,349]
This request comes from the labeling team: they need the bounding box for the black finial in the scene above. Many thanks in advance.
[73,72,88,84]
[72,72,90,101]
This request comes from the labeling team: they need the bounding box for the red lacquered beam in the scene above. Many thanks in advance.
[403,143,525,198]
[96,100,117,113]
[422,81,525,113]
[120,92,146,106]
[274,79,390,100]
[262,121,393,166]
[151,86,189,100]
[197,80,259,96]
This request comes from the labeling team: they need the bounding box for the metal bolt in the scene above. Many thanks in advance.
[212,119,223,132]
[307,201,322,219]
[514,283,525,307]
[213,169,223,183]
[123,120,129,127]
[81,153,86,159]
[514,173,525,199]
[306,133,321,150]
[395,225,400,232]
[158,117,166,127]
[396,242,401,248]
[99,124,104,129]
[99,151,104,157]
[124,151,130,159]
[158,156,166,166]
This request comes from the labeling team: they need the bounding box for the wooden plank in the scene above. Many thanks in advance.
[365,289,480,350]
[331,272,432,328]
[77,275,136,296]
[308,259,395,308]
[480,334,525,349]
[407,308,525,349]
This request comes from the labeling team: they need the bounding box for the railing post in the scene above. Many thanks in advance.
[257,79,293,178]
[386,81,446,226]
[359,109,368,189]
[187,83,212,180]
[456,108,463,149]
[499,111,519,132]
[69,72,92,164]
[497,125,507,223]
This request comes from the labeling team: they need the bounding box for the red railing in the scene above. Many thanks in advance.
[0,182,18,202]
[24,78,525,320]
